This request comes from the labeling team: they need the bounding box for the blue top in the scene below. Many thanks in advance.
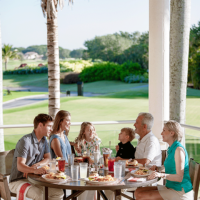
[49,134,72,162]
[164,140,193,193]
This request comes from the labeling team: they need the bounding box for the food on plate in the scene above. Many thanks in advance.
[134,168,149,175]
[42,165,49,170]
[126,159,138,166]
[89,175,114,182]
[74,157,83,162]
[88,172,99,180]
[45,172,67,180]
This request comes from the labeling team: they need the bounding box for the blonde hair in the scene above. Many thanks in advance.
[50,110,71,137]
[121,127,135,142]
[164,120,183,142]
[75,122,97,146]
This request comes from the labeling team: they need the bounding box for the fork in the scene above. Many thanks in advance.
[119,172,132,184]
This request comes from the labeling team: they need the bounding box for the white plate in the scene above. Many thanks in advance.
[131,169,152,177]
[126,163,143,168]
[86,178,118,185]
[42,174,69,183]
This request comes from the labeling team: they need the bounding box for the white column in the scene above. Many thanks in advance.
[149,0,170,149]
[0,22,5,152]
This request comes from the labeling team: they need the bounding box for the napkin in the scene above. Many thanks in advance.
[127,177,146,182]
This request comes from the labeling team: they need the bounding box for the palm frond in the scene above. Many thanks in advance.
[41,0,71,19]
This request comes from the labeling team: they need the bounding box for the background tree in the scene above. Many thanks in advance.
[70,48,84,58]
[2,44,18,70]
[170,0,191,128]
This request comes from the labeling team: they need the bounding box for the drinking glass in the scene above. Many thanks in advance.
[118,160,126,177]
[103,150,112,170]
[68,154,74,166]
[71,165,79,181]
[49,159,56,172]
[58,157,65,172]
[114,163,122,179]
[93,151,100,164]
[83,152,90,165]
[79,163,88,178]
[108,157,115,172]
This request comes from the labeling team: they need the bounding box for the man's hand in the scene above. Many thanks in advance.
[33,168,47,175]
[115,156,122,161]
[30,163,40,169]
[115,145,119,152]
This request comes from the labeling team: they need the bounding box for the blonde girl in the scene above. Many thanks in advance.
[75,122,101,155]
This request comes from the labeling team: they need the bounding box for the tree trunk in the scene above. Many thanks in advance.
[170,0,191,124]
[47,14,60,118]
[5,60,7,71]
[0,24,5,152]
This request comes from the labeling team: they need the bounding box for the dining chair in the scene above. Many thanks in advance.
[0,149,16,200]
[189,158,200,200]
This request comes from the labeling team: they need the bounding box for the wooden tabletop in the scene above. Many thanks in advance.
[28,167,158,191]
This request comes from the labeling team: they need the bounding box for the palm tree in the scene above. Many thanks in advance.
[170,0,191,128]
[0,25,5,151]
[2,44,18,71]
[41,0,73,118]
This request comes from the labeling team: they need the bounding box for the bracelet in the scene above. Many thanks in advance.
[162,173,166,179]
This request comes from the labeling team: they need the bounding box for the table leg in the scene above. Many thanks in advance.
[97,190,101,200]
[97,190,108,200]
[72,190,78,200]
[114,189,121,200]
[43,186,48,200]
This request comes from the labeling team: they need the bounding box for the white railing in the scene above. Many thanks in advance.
[0,120,200,131]
[0,120,136,129]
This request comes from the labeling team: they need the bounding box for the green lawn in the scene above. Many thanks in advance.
[3,90,48,102]
[2,59,47,70]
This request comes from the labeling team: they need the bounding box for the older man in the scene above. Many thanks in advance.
[134,112,161,166]
[9,114,64,200]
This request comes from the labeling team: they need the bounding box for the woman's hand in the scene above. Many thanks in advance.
[148,171,162,180]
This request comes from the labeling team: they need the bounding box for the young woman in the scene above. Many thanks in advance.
[75,122,101,155]
[135,120,193,200]
[49,110,72,162]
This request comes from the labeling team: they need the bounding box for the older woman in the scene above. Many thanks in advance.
[135,120,193,200]
[49,110,72,162]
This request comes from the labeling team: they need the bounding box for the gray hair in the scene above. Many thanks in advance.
[138,112,154,130]
[164,120,183,142]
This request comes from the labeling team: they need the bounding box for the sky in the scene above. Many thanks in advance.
[0,0,200,50]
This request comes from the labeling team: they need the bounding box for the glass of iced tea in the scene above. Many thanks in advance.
[58,157,65,172]
[108,157,115,172]
[102,148,112,170]
[83,152,90,165]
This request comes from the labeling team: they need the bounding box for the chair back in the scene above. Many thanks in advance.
[0,149,15,200]
[161,150,167,165]
[189,158,200,200]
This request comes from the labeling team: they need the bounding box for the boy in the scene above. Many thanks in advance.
[115,127,136,161]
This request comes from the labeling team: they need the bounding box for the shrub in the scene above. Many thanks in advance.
[3,66,48,75]
[79,61,146,83]
[124,74,148,83]
[61,72,81,84]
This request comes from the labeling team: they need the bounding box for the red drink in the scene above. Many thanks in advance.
[83,156,90,164]
[58,159,65,172]
[108,158,115,171]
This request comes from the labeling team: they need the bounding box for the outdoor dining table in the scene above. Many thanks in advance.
[28,167,158,200]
